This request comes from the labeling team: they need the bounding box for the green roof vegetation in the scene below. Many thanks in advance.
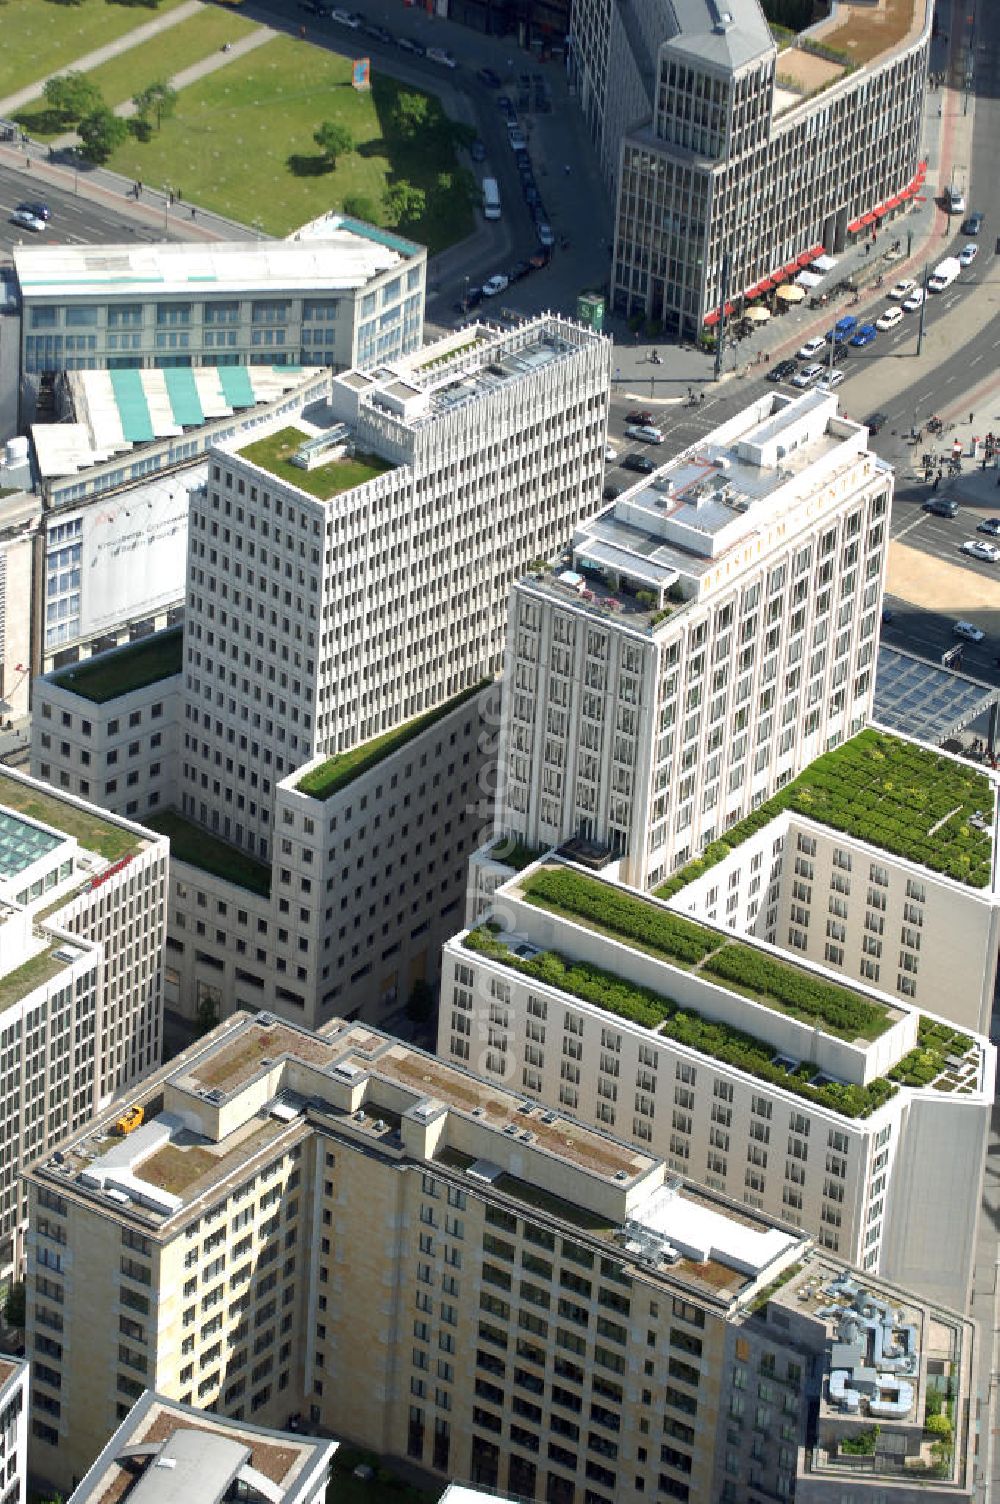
[521,867,891,1042]
[0,944,67,1014]
[0,775,139,862]
[50,628,183,704]
[298,679,488,801]
[748,1260,804,1315]
[888,1018,976,1089]
[464,926,898,1120]
[147,810,271,897]
[488,838,548,872]
[657,730,995,900]
[239,427,394,501]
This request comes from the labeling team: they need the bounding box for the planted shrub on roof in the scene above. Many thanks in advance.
[522,868,717,966]
[703,943,889,1041]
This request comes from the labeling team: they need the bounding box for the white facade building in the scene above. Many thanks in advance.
[0,769,168,1276]
[493,390,889,892]
[439,850,995,1312]
[0,1359,28,1504]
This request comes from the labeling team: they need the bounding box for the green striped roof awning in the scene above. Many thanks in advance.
[164,366,204,428]
[109,368,154,443]
[218,365,255,409]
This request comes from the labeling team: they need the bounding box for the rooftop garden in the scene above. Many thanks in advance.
[521,867,892,1042]
[657,730,994,900]
[50,627,183,704]
[297,679,488,802]
[139,1142,220,1195]
[239,427,394,502]
[0,774,139,862]
[0,944,66,1015]
[816,0,921,67]
[464,925,898,1120]
[889,1018,976,1090]
[147,810,271,897]
[488,838,549,872]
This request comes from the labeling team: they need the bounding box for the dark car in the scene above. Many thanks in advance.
[528,250,551,270]
[767,358,797,383]
[477,66,502,87]
[923,497,959,518]
[625,410,654,425]
[865,411,889,434]
[508,260,531,283]
[524,186,540,208]
[459,286,484,312]
[881,607,895,625]
[469,138,486,162]
[17,200,50,221]
[961,212,984,236]
[497,95,514,114]
[362,21,392,42]
[622,453,656,474]
[603,484,621,501]
[397,36,426,54]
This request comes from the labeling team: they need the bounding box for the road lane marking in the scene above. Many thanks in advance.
[894,514,928,540]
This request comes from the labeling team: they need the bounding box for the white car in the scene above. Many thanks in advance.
[901,288,925,312]
[797,336,826,360]
[10,208,45,233]
[888,279,916,301]
[875,306,904,332]
[604,444,618,462]
[329,8,360,24]
[792,362,823,389]
[962,540,1000,563]
[954,619,985,643]
[481,274,509,297]
[427,46,456,67]
[959,243,978,267]
[818,369,845,389]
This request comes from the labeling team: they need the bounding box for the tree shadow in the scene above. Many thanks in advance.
[286,153,333,177]
[354,138,387,159]
[12,107,67,135]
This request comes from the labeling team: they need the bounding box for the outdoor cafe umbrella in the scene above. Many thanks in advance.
[776,283,805,304]
[745,305,771,322]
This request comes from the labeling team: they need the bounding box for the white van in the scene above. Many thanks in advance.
[624,423,664,444]
[482,177,501,222]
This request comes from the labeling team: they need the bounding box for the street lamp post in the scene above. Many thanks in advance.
[163,184,171,231]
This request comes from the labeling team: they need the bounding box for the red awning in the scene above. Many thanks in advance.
[916,158,927,177]
[796,250,814,267]
[808,242,825,259]
[783,260,799,277]
[873,204,888,218]
[887,193,904,209]
[847,217,863,233]
[860,212,877,226]
[758,277,775,292]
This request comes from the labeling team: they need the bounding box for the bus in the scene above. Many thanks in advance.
[482,178,501,221]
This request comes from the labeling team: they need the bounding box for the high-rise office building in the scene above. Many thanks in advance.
[0,1358,28,1504]
[489,390,889,894]
[0,768,167,1277]
[570,0,931,334]
[23,1012,978,1502]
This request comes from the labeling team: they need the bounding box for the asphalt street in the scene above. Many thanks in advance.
[0,161,192,254]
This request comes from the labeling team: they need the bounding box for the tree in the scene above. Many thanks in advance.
[342,194,376,222]
[3,1280,24,1329]
[313,120,353,169]
[78,107,128,164]
[132,80,177,131]
[196,991,220,1036]
[391,91,431,140]
[382,181,425,229]
[42,71,103,126]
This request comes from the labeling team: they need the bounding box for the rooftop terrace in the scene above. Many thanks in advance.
[0,771,142,863]
[50,627,183,705]
[147,809,271,897]
[810,0,927,68]
[658,729,995,898]
[0,940,69,1015]
[238,426,394,501]
[296,679,487,801]
[0,807,63,879]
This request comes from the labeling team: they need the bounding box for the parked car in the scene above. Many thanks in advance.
[397,35,426,54]
[962,540,1000,563]
[818,368,845,389]
[767,358,798,384]
[958,243,978,267]
[507,259,531,283]
[604,443,618,462]
[977,517,1000,536]
[625,410,654,425]
[477,66,502,87]
[624,423,664,443]
[496,95,514,114]
[849,323,878,347]
[603,484,621,501]
[536,222,555,248]
[508,127,528,151]
[954,620,984,642]
[946,185,966,215]
[924,496,959,517]
[961,211,984,236]
[887,278,916,301]
[797,336,826,360]
[11,208,45,232]
[468,138,486,162]
[865,411,889,434]
[875,306,904,332]
[329,7,361,24]
[427,46,456,67]
[792,361,823,388]
[482,274,509,296]
[527,250,550,270]
[362,21,393,42]
[622,453,656,474]
[827,314,857,344]
[901,288,925,312]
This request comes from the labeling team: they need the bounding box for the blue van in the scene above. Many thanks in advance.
[826,315,857,345]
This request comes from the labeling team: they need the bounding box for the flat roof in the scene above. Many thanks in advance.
[665,0,775,72]
[14,232,414,301]
[875,644,1000,745]
[0,808,63,878]
[0,769,147,864]
[50,628,183,704]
